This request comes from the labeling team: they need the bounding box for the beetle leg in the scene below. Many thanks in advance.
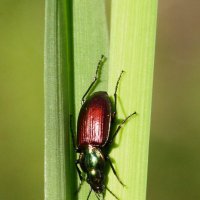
[106,156,125,187]
[87,188,92,200]
[108,111,137,146]
[81,55,106,105]
[76,181,85,195]
[75,160,85,194]
[76,160,84,182]
[112,70,125,120]
[70,114,78,151]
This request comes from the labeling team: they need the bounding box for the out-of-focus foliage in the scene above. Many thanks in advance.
[0,1,44,200]
[147,1,200,199]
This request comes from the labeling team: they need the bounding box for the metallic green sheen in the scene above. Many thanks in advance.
[79,145,105,172]
[79,145,106,193]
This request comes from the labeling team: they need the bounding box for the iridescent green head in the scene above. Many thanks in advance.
[79,145,106,193]
[87,168,105,193]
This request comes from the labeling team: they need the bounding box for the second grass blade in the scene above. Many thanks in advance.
[107,0,158,199]
[44,0,75,199]
[73,0,109,199]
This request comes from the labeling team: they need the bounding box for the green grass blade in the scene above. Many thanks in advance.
[44,0,75,200]
[73,0,109,109]
[73,0,109,199]
[107,0,157,199]
[45,0,156,199]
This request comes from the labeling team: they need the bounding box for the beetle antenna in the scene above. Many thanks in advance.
[87,188,92,200]
[94,193,101,200]
[105,186,119,200]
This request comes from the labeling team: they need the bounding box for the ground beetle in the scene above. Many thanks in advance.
[70,55,136,200]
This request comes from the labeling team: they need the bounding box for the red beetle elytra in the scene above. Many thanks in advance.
[77,91,111,148]
[70,55,136,200]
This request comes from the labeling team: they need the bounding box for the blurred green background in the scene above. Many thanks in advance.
[0,1,44,200]
[147,1,200,199]
[0,1,200,200]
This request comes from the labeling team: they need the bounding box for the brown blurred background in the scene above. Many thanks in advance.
[147,0,200,199]
[0,0,200,200]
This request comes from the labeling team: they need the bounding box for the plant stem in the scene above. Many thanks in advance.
[44,0,75,199]
[107,0,157,199]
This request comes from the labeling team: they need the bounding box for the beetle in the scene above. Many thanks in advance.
[70,55,136,200]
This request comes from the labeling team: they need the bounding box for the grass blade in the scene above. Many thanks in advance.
[44,0,157,199]
[44,0,75,199]
[73,0,109,199]
[107,0,158,199]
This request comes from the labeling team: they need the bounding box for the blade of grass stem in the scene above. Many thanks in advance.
[73,0,109,199]
[44,0,75,200]
[107,0,157,199]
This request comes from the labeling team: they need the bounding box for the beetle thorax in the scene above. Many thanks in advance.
[79,145,105,172]
[79,145,106,193]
